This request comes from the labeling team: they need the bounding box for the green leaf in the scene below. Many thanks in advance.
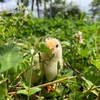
[91,90,98,96]
[0,76,7,100]
[17,87,41,96]
[83,77,93,86]
[22,82,28,89]
[91,60,100,70]
[28,87,41,96]
[69,92,84,100]
[0,83,7,100]
[17,89,28,96]
[0,41,22,73]
[34,70,42,76]
[78,48,90,58]
[79,12,86,20]
[40,44,51,53]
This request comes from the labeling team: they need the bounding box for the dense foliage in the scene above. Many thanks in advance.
[0,11,100,100]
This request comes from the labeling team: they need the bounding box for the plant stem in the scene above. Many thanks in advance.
[8,76,75,96]
[60,86,66,100]
[27,53,34,100]
[97,29,100,58]
[6,94,13,100]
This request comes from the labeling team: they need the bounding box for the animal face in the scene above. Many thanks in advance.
[45,38,61,55]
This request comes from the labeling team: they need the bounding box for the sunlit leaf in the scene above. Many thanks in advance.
[0,76,7,100]
[17,89,28,96]
[28,87,41,96]
[83,77,93,86]
[91,60,100,70]
[78,48,90,58]
[0,41,22,73]
[22,82,28,89]
[91,89,98,96]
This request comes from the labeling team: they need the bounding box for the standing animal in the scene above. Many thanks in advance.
[25,38,63,89]
[40,38,63,82]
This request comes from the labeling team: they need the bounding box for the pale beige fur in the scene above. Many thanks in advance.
[40,38,63,81]
[25,38,63,84]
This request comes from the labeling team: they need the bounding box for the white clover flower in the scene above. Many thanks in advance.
[74,31,84,44]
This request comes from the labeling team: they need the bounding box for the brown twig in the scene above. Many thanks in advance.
[14,71,24,82]
[34,76,74,88]
[8,92,16,95]
[83,85,100,94]
[64,62,100,97]
[64,63,85,81]
[8,76,75,95]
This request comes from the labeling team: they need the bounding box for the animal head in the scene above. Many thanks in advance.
[45,38,62,56]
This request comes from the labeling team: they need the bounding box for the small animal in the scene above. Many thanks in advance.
[40,38,63,82]
[25,38,63,87]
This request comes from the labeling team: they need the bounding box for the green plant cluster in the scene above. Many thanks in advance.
[0,11,100,100]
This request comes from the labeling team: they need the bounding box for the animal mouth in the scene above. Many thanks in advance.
[47,45,54,51]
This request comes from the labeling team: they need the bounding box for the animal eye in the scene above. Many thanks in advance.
[56,44,58,48]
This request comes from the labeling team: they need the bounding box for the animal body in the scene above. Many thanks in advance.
[25,38,63,85]
[40,38,63,82]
